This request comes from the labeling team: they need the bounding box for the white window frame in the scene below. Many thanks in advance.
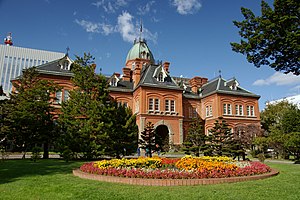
[170,100,175,112]
[154,98,160,111]
[149,98,154,111]
[55,91,62,104]
[165,99,170,112]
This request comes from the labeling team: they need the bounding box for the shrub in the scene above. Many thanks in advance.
[61,149,73,162]
[31,147,42,162]
[257,153,266,162]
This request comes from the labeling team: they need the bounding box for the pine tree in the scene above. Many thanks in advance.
[139,122,156,157]
[3,67,59,158]
[58,53,138,159]
[103,102,138,158]
[58,53,111,159]
[207,119,234,157]
[183,118,208,156]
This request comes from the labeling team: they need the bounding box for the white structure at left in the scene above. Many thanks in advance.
[0,44,65,94]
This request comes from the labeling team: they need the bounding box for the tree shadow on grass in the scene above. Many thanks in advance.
[0,159,84,184]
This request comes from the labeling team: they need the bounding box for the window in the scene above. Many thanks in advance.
[223,104,232,115]
[63,61,69,70]
[56,91,62,104]
[235,105,243,116]
[239,105,243,115]
[206,105,212,117]
[111,77,117,86]
[155,99,160,111]
[149,98,154,111]
[64,90,70,102]
[165,99,175,112]
[251,106,254,116]
[165,100,169,111]
[247,105,255,116]
[158,72,164,82]
[170,100,175,112]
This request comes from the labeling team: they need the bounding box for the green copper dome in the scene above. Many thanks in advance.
[126,39,155,63]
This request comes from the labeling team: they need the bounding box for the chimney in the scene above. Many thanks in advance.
[122,67,131,81]
[189,76,208,94]
[133,62,141,88]
[163,62,170,73]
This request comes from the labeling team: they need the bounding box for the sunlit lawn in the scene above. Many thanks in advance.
[0,159,299,200]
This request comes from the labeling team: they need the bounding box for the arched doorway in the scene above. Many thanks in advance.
[155,125,169,152]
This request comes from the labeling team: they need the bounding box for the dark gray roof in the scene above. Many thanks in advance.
[201,76,260,98]
[36,55,73,77]
[108,80,134,92]
[137,64,183,91]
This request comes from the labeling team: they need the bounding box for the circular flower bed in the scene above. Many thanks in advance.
[79,156,272,179]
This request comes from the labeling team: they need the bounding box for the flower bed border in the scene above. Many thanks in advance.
[73,168,279,186]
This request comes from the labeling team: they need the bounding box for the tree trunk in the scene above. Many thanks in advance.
[43,142,49,159]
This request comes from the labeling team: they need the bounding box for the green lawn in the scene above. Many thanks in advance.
[0,159,299,200]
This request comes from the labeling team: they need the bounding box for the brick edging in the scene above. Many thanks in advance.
[73,169,279,186]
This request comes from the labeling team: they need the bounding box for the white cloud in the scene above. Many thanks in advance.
[172,0,202,15]
[101,24,115,35]
[137,1,155,15]
[75,19,115,35]
[75,19,100,33]
[117,12,158,43]
[92,0,128,13]
[117,12,136,42]
[253,72,300,86]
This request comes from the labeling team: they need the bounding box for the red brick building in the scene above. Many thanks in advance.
[14,38,260,149]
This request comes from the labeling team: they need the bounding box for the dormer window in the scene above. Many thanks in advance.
[225,78,239,90]
[110,77,117,86]
[158,72,164,82]
[63,60,69,70]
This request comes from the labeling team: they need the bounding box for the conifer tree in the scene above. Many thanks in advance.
[103,102,138,158]
[3,67,59,158]
[207,119,234,156]
[58,53,138,159]
[58,53,111,159]
[139,122,156,157]
[183,118,208,156]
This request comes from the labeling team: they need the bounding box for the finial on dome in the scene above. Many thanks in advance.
[139,19,143,42]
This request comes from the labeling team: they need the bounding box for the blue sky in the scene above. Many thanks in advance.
[1,0,299,110]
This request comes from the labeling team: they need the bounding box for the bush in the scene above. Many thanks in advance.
[31,147,42,162]
[257,153,266,162]
[61,149,73,162]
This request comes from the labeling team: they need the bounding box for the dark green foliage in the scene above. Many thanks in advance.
[183,118,208,156]
[58,53,110,159]
[0,85,5,96]
[102,102,138,158]
[207,119,235,157]
[139,122,156,157]
[2,67,59,159]
[231,0,300,75]
[58,53,138,159]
